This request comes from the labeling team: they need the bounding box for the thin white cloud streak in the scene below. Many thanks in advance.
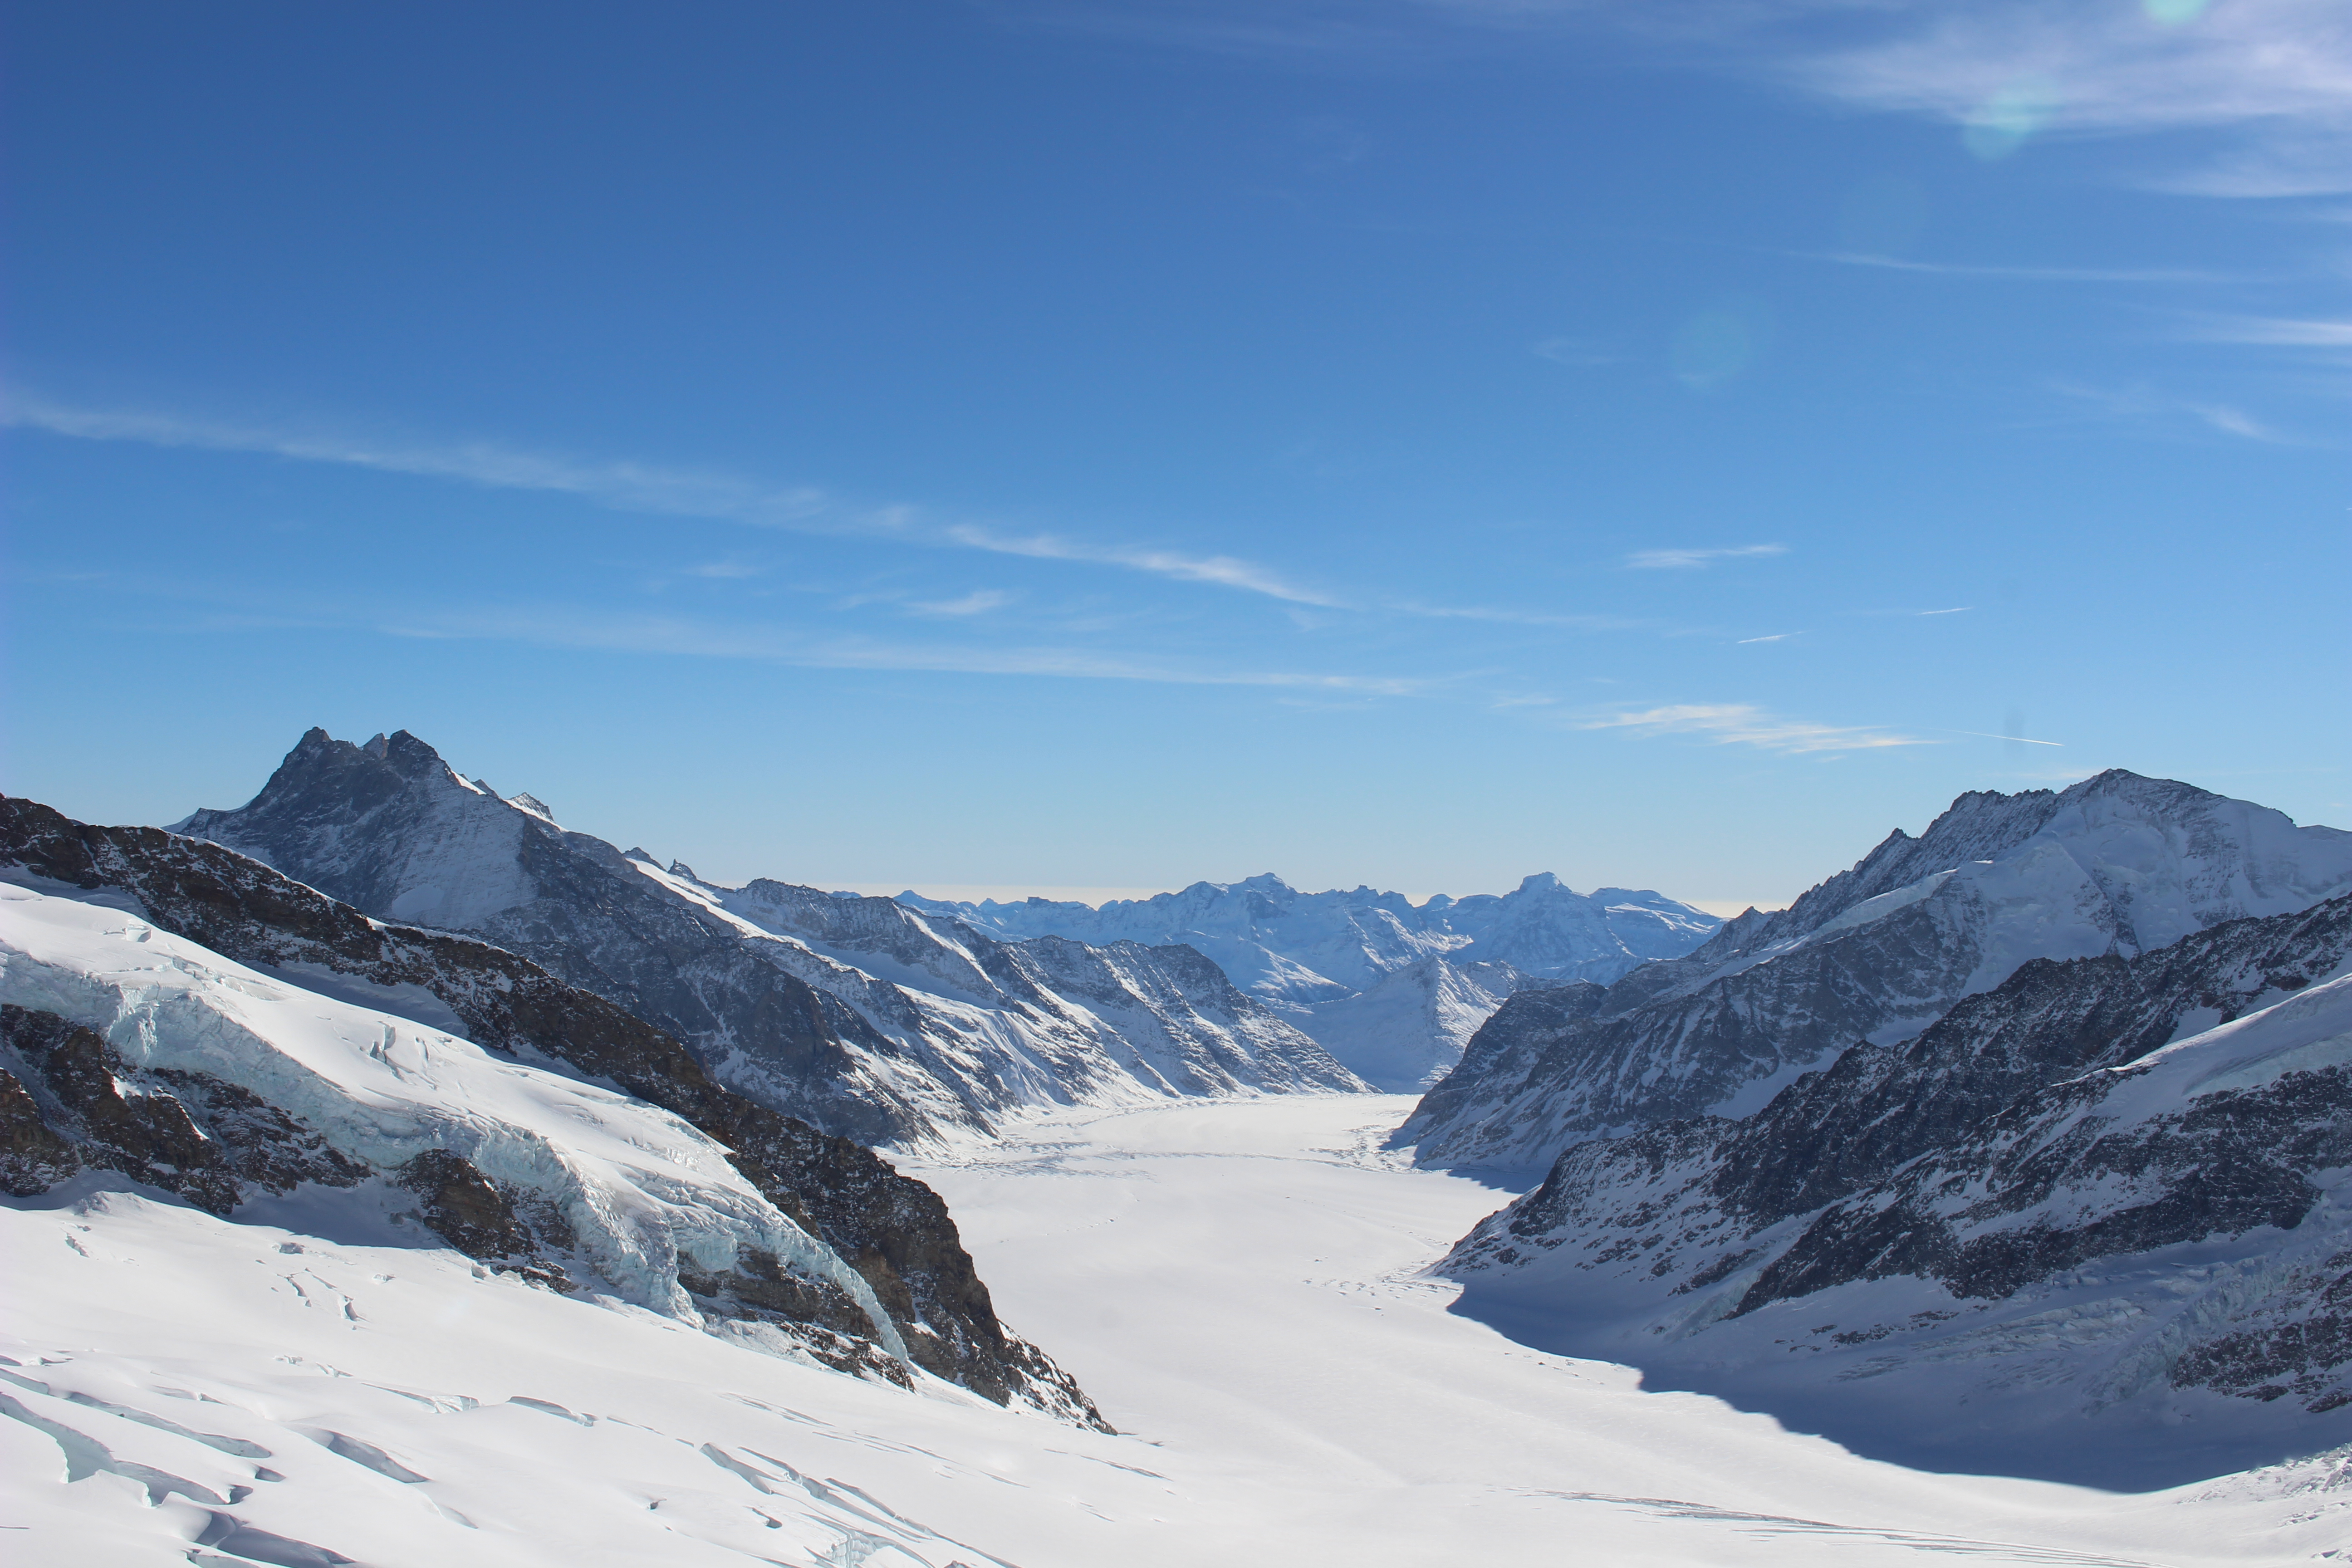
[1,392,1331,608]
[1735,632,1795,643]
[384,607,1432,694]
[1918,607,1971,615]
[2181,314,2352,350]
[1392,602,1651,631]
[1950,729,2063,747]
[1,394,833,524]
[939,524,1338,605]
[906,589,1014,617]
[1626,544,1786,570]
[2047,381,2307,445]
[1583,702,1927,755]
[1801,251,2239,285]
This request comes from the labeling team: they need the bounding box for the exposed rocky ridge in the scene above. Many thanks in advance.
[1406,770,2352,1170]
[904,871,1719,1004]
[171,729,1359,1150]
[1438,894,2352,1486]
[0,794,1106,1429]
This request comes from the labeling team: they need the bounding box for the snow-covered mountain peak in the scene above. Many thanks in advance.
[1410,771,2352,1171]
[171,729,1360,1146]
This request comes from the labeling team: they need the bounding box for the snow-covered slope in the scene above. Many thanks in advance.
[0,882,915,1371]
[1289,957,1540,1092]
[174,730,1361,1148]
[9,1095,2338,1566]
[1407,771,2352,1170]
[904,873,1714,1094]
[0,793,1103,1419]
[903,871,1719,1003]
[1440,893,2352,1487]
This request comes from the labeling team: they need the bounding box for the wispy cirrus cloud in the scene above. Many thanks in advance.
[940,524,1338,605]
[1583,702,1927,755]
[1003,1,2352,196]
[1390,601,1650,631]
[2046,381,2313,445]
[2178,314,2352,356]
[387,605,1431,693]
[1799,251,2243,285]
[906,588,1014,617]
[1626,544,1786,570]
[0,391,1331,608]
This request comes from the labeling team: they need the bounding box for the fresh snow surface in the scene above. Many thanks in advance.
[0,882,895,1341]
[12,1096,2342,1566]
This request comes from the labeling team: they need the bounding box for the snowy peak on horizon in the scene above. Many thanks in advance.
[1409,768,2352,1171]
[172,726,1362,1148]
[899,869,1720,1007]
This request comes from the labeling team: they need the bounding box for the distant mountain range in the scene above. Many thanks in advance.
[1421,769,2352,1485]
[173,729,1362,1148]
[904,874,1722,1090]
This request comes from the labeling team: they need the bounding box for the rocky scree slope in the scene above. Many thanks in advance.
[174,729,1360,1150]
[0,794,1106,1428]
[1441,892,2352,1486]
[1406,770,2352,1171]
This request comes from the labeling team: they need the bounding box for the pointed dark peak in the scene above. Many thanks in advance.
[362,733,390,759]
[623,847,658,863]
[667,860,700,882]
[508,792,553,820]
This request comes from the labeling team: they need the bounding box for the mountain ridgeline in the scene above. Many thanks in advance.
[0,794,1107,1427]
[906,872,1721,1091]
[1422,770,2352,1486]
[175,728,1364,1149]
[1406,769,2352,1170]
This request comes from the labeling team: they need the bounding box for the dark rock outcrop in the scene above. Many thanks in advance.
[169,728,1357,1148]
[0,793,1108,1430]
[1407,770,2352,1170]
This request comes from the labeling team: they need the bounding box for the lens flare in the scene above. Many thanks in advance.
[1671,297,1775,390]
[1962,78,2061,161]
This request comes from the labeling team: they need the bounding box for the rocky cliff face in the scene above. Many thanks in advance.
[1439,893,2352,1486]
[0,794,1106,1429]
[172,729,1360,1149]
[1405,770,2352,1171]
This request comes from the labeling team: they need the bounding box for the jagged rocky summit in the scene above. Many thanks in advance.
[1404,769,2352,1171]
[906,872,1720,1091]
[0,794,1107,1428]
[172,728,1362,1149]
[1439,891,2352,1488]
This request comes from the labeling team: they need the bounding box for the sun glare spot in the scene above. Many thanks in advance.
[1962,79,2061,162]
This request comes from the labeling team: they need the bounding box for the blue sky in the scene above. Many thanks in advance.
[4,0,2345,911]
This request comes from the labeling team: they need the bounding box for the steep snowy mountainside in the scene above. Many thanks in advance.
[0,793,1102,1421]
[173,729,1360,1150]
[1406,770,2352,1171]
[902,872,1720,1004]
[1440,893,2352,1487]
[0,882,921,1377]
[1291,957,1548,1093]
